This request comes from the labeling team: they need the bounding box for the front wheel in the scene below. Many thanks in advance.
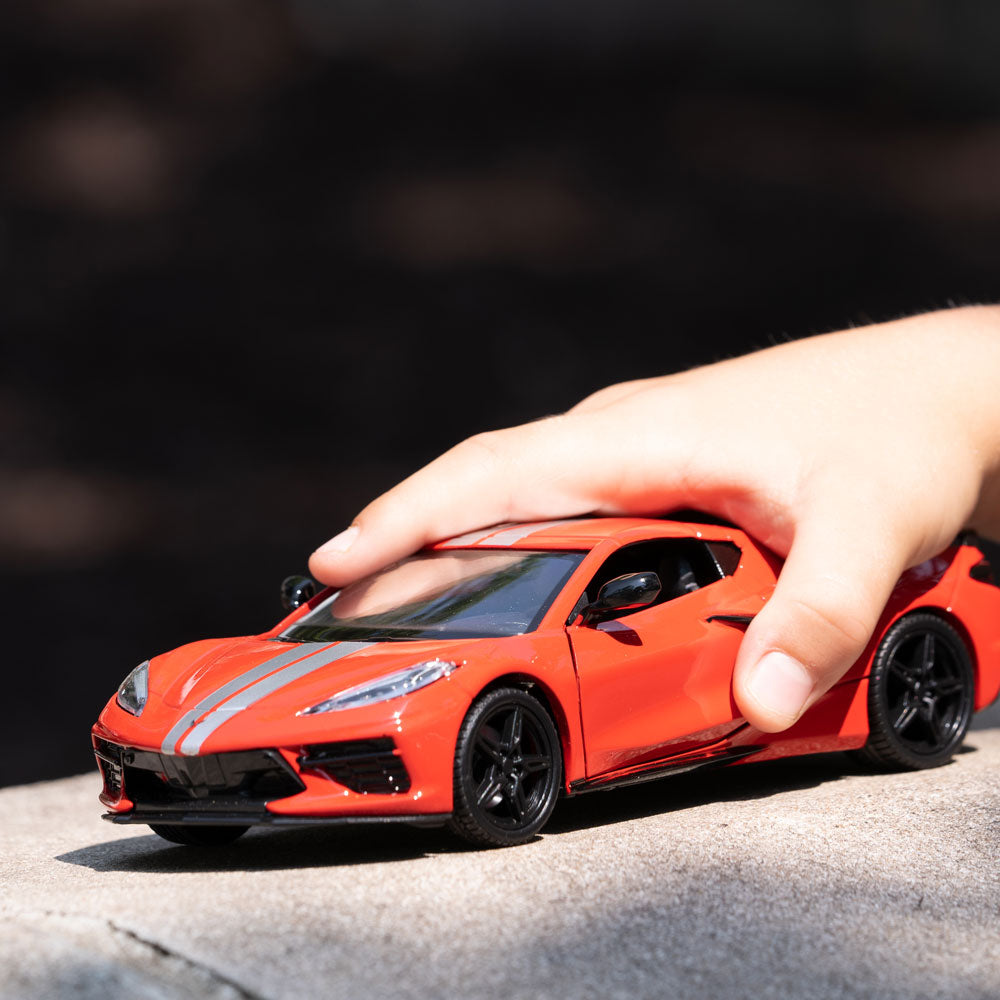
[856,613,974,770]
[449,687,562,848]
[149,823,250,846]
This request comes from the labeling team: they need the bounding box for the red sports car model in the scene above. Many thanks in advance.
[93,517,1000,848]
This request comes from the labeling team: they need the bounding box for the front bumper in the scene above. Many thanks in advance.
[92,734,451,827]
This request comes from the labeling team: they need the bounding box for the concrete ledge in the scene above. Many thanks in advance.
[4,705,1000,1000]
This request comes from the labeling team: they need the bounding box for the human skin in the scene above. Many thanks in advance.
[310,305,1000,733]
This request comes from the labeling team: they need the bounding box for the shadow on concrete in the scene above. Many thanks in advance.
[55,749,887,873]
[551,737,981,836]
[546,751,855,835]
[56,822,462,873]
[502,869,999,1000]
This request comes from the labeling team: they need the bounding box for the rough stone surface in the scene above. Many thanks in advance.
[4,703,999,1000]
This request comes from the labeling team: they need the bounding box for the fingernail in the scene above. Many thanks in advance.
[745,650,815,724]
[315,525,360,556]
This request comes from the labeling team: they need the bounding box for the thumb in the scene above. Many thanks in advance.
[733,513,908,733]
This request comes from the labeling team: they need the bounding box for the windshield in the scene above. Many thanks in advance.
[279,549,585,642]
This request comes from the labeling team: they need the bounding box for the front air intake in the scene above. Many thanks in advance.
[298,738,411,794]
[94,737,124,802]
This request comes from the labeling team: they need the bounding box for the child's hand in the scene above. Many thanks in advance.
[310,306,1000,733]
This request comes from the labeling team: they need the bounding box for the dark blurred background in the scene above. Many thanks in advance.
[3,1,1000,787]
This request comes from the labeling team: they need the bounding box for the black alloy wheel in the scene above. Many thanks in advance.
[449,687,562,847]
[857,613,974,770]
[149,823,250,846]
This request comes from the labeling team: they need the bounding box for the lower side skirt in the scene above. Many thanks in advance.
[569,744,763,795]
[104,810,452,828]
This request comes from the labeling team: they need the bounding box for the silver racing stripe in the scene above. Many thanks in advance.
[159,643,332,755]
[439,523,516,546]
[177,641,373,756]
[481,519,588,546]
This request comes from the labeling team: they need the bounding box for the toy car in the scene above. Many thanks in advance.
[92,517,1000,848]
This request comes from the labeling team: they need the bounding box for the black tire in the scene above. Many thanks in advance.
[856,613,974,770]
[449,687,562,847]
[149,823,250,846]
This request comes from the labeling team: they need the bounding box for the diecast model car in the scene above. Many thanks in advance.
[93,517,1000,848]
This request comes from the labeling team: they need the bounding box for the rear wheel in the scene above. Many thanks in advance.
[149,823,250,846]
[856,613,974,770]
[449,687,562,847]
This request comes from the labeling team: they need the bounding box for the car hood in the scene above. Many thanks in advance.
[153,634,484,755]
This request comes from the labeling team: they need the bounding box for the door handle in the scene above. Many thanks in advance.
[705,613,755,627]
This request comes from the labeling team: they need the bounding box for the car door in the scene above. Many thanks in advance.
[566,538,749,779]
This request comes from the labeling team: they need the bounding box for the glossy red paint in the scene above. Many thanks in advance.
[92,518,1000,844]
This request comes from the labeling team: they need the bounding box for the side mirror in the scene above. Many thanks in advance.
[583,571,661,623]
[281,575,316,611]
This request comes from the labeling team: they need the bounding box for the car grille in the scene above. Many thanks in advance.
[94,740,305,813]
[297,738,411,794]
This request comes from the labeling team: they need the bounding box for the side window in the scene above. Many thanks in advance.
[579,538,728,618]
[706,541,741,577]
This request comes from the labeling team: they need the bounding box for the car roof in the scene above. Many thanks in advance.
[433,516,746,551]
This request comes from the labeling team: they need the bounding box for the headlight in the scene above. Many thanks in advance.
[298,659,459,715]
[117,660,149,716]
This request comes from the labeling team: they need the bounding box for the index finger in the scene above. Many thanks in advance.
[308,406,694,586]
